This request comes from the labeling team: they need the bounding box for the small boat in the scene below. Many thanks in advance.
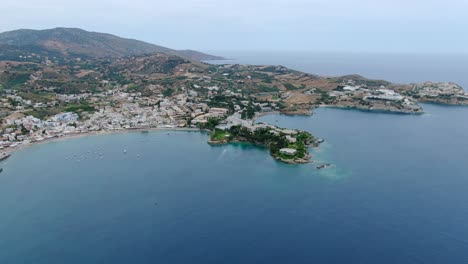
[0,153,11,161]
[316,164,332,170]
[123,149,127,154]
[0,168,3,173]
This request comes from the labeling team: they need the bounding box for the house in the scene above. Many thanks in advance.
[209,108,229,117]
[285,135,297,143]
[281,129,298,135]
[280,148,297,156]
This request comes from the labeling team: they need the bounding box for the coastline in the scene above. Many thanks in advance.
[2,104,419,161]
[1,127,204,157]
[317,104,424,115]
[4,101,459,158]
[253,111,282,123]
[257,104,425,118]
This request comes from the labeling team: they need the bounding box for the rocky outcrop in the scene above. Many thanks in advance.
[410,82,468,105]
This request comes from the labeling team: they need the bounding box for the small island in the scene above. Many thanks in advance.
[207,121,320,164]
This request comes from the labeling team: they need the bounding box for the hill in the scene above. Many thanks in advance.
[0,27,224,61]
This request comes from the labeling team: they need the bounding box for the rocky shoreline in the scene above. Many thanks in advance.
[274,154,312,164]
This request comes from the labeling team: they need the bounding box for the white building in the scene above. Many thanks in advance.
[280,148,297,155]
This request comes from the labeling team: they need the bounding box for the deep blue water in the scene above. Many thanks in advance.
[1,104,468,263]
[207,51,468,90]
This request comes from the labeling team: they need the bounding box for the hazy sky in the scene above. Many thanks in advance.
[1,0,467,53]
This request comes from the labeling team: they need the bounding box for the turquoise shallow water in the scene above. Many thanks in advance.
[1,104,468,263]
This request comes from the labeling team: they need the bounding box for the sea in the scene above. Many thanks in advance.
[1,52,468,263]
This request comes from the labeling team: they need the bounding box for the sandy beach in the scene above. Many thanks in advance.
[0,127,204,157]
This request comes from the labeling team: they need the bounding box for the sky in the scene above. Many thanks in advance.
[0,0,467,54]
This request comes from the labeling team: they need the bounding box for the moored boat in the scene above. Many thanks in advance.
[0,153,11,161]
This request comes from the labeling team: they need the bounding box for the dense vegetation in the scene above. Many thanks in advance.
[197,118,221,130]
[240,102,259,119]
[210,125,317,162]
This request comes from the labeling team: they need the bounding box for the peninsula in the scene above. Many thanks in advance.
[207,116,320,164]
[0,28,466,164]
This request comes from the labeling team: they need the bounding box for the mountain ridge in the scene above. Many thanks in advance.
[0,27,224,61]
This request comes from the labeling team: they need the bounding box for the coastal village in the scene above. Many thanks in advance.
[0,82,281,156]
[0,51,467,164]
